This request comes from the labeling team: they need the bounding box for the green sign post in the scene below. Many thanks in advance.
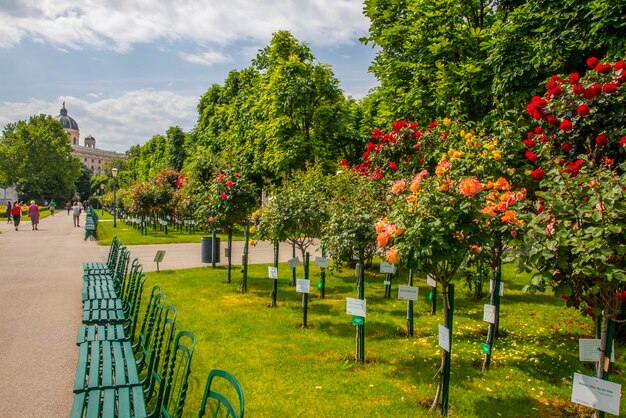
[302,252,310,328]
[384,272,392,299]
[291,242,297,287]
[431,285,437,315]
[483,261,502,371]
[211,230,217,268]
[598,319,616,418]
[320,247,326,299]
[357,261,365,363]
[226,229,233,284]
[407,269,414,337]
[271,241,279,307]
[241,224,249,293]
[441,284,454,417]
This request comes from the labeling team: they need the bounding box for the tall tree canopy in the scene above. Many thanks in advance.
[0,114,80,202]
[363,0,626,125]
[195,30,358,183]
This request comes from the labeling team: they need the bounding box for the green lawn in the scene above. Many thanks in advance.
[96,214,244,245]
[137,261,625,417]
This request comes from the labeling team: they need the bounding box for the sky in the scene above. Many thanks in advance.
[0,0,379,153]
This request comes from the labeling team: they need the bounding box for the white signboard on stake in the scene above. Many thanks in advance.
[483,304,496,324]
[346,298,367,317]
[579,339,615,362]
[571,372,621,415]
[288,257,301,269]
[427,274,437,287]
[314,257,329,269]
[490,280,504,297]
[438,324,450,352]
[296,279,310,294]
[398,285,419,301]
[268,266,278,280]
[380,262,397,274]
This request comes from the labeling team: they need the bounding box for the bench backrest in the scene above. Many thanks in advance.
[133,286,165,367]
[198,369,245,418]
[106,237,120,270]
[158,331,196,418]
[144,305,177,413]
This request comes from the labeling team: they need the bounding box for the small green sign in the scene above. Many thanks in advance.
[481,343,491,355]
[383,280,391,285]
[317,282,322,289]
[428,291,433,301]
[352,316,364,325]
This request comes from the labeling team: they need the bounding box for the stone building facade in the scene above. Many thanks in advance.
[57,103,126,175]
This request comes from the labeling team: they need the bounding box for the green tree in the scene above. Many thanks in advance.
[75,163,92,201]
[255,163,330,263]
[166,126,187,170]
[0,114,80,202]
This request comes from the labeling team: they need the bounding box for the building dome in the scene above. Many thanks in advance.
[57,102,79,131]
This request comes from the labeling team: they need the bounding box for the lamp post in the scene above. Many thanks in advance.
[112,167,118,228]
[100,183,105,215]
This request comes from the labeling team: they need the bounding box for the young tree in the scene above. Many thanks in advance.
[0,114,80,202]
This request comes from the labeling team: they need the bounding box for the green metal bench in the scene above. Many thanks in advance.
[71,326,196,418]
[198,369,245,418]
[83,237,120,276]
[74,294,172,394]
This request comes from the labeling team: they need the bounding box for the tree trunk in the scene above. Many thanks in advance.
[431,283,450,410]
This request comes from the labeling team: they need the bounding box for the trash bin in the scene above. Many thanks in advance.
[201,236,220,263]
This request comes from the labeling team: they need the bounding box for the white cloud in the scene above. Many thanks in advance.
[0,0,369,53]
[0,90,198,153]
[179,50,232,66]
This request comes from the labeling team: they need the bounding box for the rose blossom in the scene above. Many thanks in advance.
[531,168,545,181]
[595,133,608,146]
[457,178,483,197]
[586,57,599,69]
[559,119,573,132]
[391,179,406,194]
[525,151,539,162]
[576,104,590,116]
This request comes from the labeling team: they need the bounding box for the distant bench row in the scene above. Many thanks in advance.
[71,236,245,417]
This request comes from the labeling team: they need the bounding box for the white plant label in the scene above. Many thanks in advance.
[483,304,496,324]
[426,275,437,287]
[380,262,396,274]
[346,298,367,317]
[579,339,615,362]
[398,285,418,301]
[288,257,300,269]
[296,279,310,294]
[314,257,329,269]
[490,280,504,297]
[438,324,450,352]
[571,372,621,415]
[268,266,278,280]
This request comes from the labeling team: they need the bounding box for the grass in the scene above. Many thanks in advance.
[96,214,244,245]
[136,261,625,417]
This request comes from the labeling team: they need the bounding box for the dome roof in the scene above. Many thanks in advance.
[57,102,79,131]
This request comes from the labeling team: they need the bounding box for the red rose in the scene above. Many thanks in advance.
[221,192,228,200]
[586,57,599,69]
[565,159,584,177]
[546,115,558,125]
[594,64,604,73]
[573,84,585,95]
[584,88,596,100]
[523,139,536,148]
[620,136,626,147]
[615,61,626,71]
[534,126,543,134]
[218,174,225,181]
[569,73,580,84]
[601,63,612,74]
[429,121,437,128]
[559,119,573,132]
[562,143,573,153]
[576,104,590,116]
[388,161,398,170]
[593,84,603,95]
[603,83,617,94]
[536,199,544,213]
[595,133,608,146]
[340,159,349,167]
[531,168,545,181]
[226,180,234,188]
[525,151,539,162]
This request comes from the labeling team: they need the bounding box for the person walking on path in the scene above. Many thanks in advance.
[5,201,10,224]
[10,201,23,231]
[66,201,71,215]
[49,199,56,216]
[72,201,82,227]
[28,200,40,230]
